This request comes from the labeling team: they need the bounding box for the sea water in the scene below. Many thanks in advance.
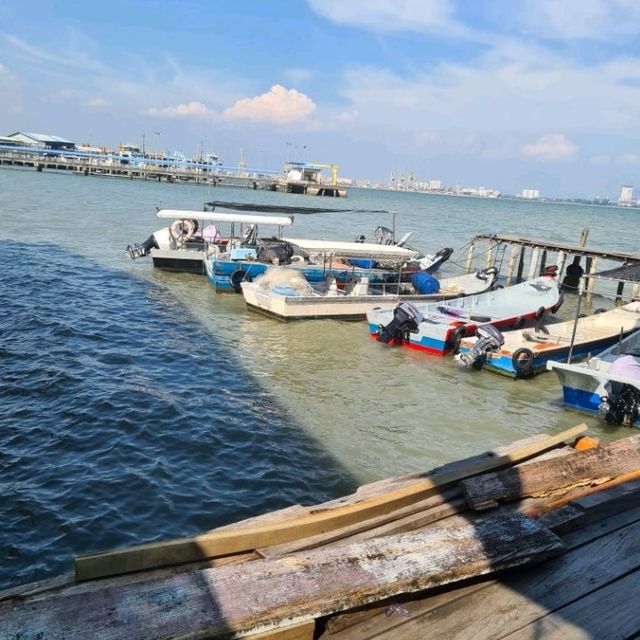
[0,168,636,588]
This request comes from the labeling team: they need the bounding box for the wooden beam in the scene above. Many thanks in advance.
[3,514,565,640]
[75,425,586,581]
[462,433,640,511]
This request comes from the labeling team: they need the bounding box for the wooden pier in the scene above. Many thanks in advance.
[2,425,640,639]
[466,232,640,308]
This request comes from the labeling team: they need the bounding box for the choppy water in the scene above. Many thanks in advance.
[0,168,636,589]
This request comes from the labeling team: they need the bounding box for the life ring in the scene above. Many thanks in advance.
[230,269,251,293]
[512,316,525,330]
[535,306,546,321]
[170,218,196,246]
[290,255,306,265]
[512,347,535,378]
[448,325,466,354]
[551,294,564,314]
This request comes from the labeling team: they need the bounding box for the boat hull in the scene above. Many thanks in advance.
[150,249,206,274]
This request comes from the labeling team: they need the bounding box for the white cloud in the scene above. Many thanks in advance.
[617,153,639,164]
[517,0,640,40]
[307,0,464,35]
[85,98,107,109]
[284,67,312,84]
[520,134,578,160]
[223,85,316,123]
[146,101,214,118]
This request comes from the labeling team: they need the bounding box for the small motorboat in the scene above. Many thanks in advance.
[367,269,561,356]
[241,267,498,321]
[455,302,640,377]
[547,328,640,426]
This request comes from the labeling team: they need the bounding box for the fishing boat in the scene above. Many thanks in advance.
[455,302,640,377]
[125,205,294,274]
[367,269,561,356]
[241,267,498,321]
[546,262,640,426]
[199,203,431,292]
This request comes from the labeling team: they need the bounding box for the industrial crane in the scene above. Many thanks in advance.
[308,162,339,186]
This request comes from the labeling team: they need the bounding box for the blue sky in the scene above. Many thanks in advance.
[2,0,640,197]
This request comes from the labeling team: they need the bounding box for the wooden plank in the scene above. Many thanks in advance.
[506,569,640,640]
[462,433,640,510]
[248,620,315,640]
[341,517,640,640]
[75,425,586,581]
[2,514,565,640]
[323,484,640,640]
[258,494,464,559]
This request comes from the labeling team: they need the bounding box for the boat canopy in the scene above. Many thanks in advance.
[204,201,391,215]
[591,262,640,284]
[282,237,419,258]
[156,209,294,226]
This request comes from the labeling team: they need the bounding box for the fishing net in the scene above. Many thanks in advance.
[255,267,314,295]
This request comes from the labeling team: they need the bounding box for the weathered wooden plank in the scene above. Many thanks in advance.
[462,433,640,510]
[258,493,464,559]
[322,483,640,640]
[1,514,564,640]
[505,569,640,640]
[248,620,315,640]
[75,425,585,581]
[339,515,640,640]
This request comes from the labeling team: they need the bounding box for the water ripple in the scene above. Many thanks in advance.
[0,241,356,589]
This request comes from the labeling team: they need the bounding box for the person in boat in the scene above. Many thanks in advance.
[561,256,583,291]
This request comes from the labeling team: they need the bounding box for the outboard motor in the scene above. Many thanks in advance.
[376,302,424,344]
[419,247,454,274]
[455,324,505,369]
[126,234,159,260]
[374,226,395,246]
[598,385,640,426]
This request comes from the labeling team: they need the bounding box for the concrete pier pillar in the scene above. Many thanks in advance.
[505,244,518,285]
[556,250,567,281]
[585,257,598,311]
[465,243,475,274]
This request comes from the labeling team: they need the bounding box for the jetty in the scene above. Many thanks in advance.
[466,231,640,308]
[2,424,640,639]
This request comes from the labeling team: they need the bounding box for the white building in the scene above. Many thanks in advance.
[520,189,540,200]
[427,179,443,191]
[618,185,634,205]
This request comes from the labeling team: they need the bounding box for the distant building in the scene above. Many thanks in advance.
[618,185,634,205]
[5,132,75,150]
[427,180,443,191]
[520,189,540,200]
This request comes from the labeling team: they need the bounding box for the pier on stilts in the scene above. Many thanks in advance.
[465,230,640,310]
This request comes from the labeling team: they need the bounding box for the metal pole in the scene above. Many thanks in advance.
[567,278,584,364]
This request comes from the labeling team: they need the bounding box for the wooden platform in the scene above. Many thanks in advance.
[2,426,640,639]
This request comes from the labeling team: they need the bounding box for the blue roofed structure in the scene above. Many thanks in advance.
[6,132,75,150]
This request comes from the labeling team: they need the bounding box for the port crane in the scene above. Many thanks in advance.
[308,162,339,186]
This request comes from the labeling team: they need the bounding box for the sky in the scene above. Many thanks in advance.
[2,0,640,197]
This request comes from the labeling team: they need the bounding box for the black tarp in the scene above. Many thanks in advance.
[593,262,640,284]
[203,201,390,215]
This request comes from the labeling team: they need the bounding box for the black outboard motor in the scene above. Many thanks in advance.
[598,385,640,426]
[126,234,158,260]
[454,324,505,369]
[376,302,424,344]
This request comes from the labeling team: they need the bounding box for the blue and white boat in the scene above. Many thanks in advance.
[456,302,640,378]
[547,327,640,426]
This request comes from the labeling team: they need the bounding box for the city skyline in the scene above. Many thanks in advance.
[3,1,640,198]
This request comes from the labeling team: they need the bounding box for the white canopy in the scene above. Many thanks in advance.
[156,209,294,226]
[282,237,419,259]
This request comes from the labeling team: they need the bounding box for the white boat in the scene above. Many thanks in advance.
[241,267,498,321]
[366,272,561,356]
[457,302,640,378]
[547,328,640,426]
[126,206,293,274]
[546,261,640,425]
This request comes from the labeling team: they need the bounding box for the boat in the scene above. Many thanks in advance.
[547,328,640,426]
[366,269,561,356]
[455,302,640,378]
[200,203,434,292]
[125,205,294,274]
[546,262,640,426]
[240,267,498,321]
